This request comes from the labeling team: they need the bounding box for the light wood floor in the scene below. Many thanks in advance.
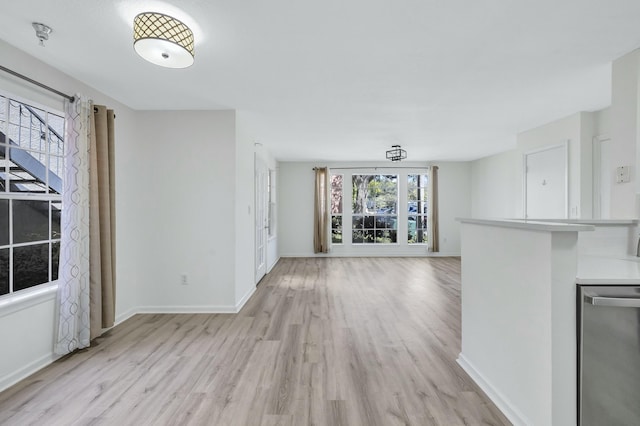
[0,257,511,426]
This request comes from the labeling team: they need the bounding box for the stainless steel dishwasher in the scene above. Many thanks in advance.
[578,285,640,425]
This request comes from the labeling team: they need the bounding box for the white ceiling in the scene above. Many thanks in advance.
[1,0,639,162]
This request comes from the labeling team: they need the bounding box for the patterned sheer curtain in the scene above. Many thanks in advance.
[313,167,330,253]
[55,95,91,354]
[428,165,439,252]
[55,95,116,355]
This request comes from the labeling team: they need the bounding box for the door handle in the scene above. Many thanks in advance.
[585,295,640,308]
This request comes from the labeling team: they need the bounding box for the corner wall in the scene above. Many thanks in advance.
[470,112,597,219]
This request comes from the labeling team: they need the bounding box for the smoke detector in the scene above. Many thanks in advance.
[32,22,52,47]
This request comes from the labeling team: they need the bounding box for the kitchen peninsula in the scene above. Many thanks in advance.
[456,218,639,426]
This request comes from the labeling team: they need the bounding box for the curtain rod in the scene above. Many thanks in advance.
[0,65,75,102]
[313,166,431,170]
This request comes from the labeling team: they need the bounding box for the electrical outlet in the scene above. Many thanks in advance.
[180,274,188,285]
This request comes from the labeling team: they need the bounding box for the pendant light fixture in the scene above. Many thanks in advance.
[133,12,195,68]
[386,145,407,162]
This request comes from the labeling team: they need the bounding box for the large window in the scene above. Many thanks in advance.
[351,174,398,244]
[0,94,64,296]
[408,173,428,244]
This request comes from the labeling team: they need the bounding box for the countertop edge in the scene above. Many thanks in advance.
[457,218,595,232]
[525,219,638,226]
[576,278,640,285]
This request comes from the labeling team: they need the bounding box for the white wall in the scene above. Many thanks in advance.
[471,149,520,218]
[595,107,611,136]
[278,161,472,257]
[438,162,472,254]
[610,49,640,218]
[134,110,238,311]
[278,162,315,256]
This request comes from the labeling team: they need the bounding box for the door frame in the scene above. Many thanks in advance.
[592,134,611,219]
[522,141,569,219]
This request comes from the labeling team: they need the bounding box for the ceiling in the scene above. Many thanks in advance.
[1,0,639,162]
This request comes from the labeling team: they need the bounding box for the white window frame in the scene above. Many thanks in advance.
[407,173,429,245]
[351,173,399,245]
[0,91,64,303]
[326,166,431,256]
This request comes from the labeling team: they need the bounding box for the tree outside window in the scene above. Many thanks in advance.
[351,174,398,244]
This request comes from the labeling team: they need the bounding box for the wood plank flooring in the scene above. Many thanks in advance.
[0,257,511,425]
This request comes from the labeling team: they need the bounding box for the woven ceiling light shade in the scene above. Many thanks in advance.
[133,12,195,68]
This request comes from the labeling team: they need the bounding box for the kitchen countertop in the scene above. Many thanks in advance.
[577,255,640,285]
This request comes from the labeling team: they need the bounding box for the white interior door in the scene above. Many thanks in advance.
[255,155,267,283]
[524,144,568,219]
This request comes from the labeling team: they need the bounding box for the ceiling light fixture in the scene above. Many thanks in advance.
[386,145,407,162]
[133,12,195,68]
[32,23,52,47]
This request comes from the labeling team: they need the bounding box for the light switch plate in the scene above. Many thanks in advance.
[616,166,631,183]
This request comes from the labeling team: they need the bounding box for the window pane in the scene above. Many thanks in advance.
[0,147,5,192]
[0,199,7,246]
[331,229,342,244]
[48,113,65,157]
[352,215,363,229]
[13,200,49,243]
[0,248,7,295]
[7,149,49,193]
[51,202,61,239]
[14,243,49,291]
[408,174,429,244]
[50,155,64,185]
[331,174,342,214]
[9,101,47,152]
[375,230,397,244]
[363,230,375,243]
[352,174,398,244]
[363,215,374,229]
[52,241,60,281]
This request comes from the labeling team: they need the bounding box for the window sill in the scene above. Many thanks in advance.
[0,282,58,319]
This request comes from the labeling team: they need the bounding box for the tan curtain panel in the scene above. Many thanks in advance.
[429,165,440,252]
[89,105,117,340]
[313,167,330,253]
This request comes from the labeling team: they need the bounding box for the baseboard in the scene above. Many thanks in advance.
[266,256,280,273]
[457,353,529,426]
[135,305,239,314]
[115,307,137,326]
[235,286,256,312]
[0,352,61,393]
[279,252,461,258]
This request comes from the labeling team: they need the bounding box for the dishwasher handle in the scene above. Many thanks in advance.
[585,295,640,308]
